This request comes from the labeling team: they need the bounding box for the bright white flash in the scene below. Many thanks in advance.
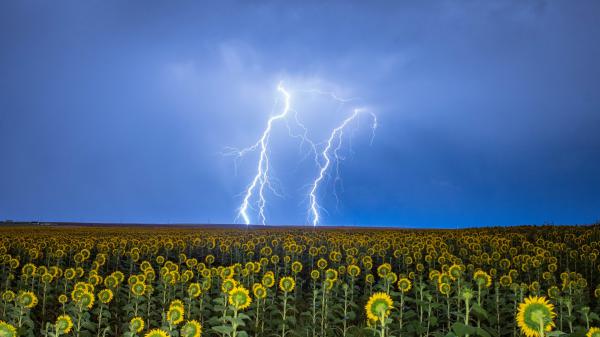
[233,84,291,225]
[308,108,377,226]
[228,83,376,226]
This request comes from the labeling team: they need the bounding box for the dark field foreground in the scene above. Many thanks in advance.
[0,224,598,337]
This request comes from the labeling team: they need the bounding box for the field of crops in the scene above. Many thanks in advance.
[0,225,599,337]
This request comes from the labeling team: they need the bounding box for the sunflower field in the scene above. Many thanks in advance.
[0,224,599,337]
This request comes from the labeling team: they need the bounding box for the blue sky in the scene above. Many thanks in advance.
[1,1,599,227]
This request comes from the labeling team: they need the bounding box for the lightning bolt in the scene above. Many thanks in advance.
[308,108,377,226]
[230,84,291,225]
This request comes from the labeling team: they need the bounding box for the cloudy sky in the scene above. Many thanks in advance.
[1,1,599,227]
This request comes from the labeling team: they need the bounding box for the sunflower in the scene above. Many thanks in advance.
[253,283,267,299]
[325,269,338,281]
[587,327,600,337]
[221,278,237,293]
[365,292,393,323]
[181,320,202,337]
[169,299,185,310]
[317,258,328,270]
[187,283,202,298]
[77,291,95,310]
[291,261,303,274]
[500,275,512,287]
[1,290,15,302]
[397,278,412,293]
[516,296,556,337]
[54,315,73,335]
[448,264,463,281]
[131,282,146,297]
[144,328,170,337]
[98,289,113,304]
[229,286,252,310]
[473,270,492,288]
[167,305,185,325]
[376,263,391,278]
[58,294,68,304]
[130,317,145,333]
[347,264,361,278]
[310,270,320,280]
[262,272,275,288]
[279,276,296,293]
[17,291,38,309]
[439,282,451,296]
[0,321,17,337]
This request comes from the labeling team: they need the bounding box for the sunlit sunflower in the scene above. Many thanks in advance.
[516,296,556,337]
[167,305,185,325]
[131,282,146,297]
[187,283,202,298]
[587,327,600,337]
[76,291,95,310]
[365,292,393,323]
[55,314,73,335]
[180,320,202,337]
[17,291,38,309]
[221,278,237,294]
[253,283,267,299]
[0,321,17,337]
[130,317,144,333]
[98,289,113,304]
[144,328,170,337]
[229,286,252,310]
[279,276,296,293]
[397,278,412,293]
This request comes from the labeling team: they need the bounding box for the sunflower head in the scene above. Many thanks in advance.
[397,278,412,293]
[17,291,38,309]
[587,327,600,337]
[365,292,393,323]
[310,270,320,280]
[252,283,267,299]
[221,278,237,294]
[187,283,202,298]
[167,305,185,325]
[439,282,451,296]
[291,261,303,274]
[516,296,556,337]
[325,269,338,282]
[474,270,492,288]
[229,286,252,310]
[76,291,95,310]
[98,289,113,304]
[376,263,391,278]
[143,328,170,337]
[130,317,145,333]
[0,321,17,337]
[347,265,361,278]
[1,290,15,302]
[262,272,275,288]
[180,320,202,337]
[449,264,463,280]
[279,276,296,293]
[55,314,73,335]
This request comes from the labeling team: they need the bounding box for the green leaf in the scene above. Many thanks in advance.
[451,322,476,337]
[471,304,489,320]
[212,325,234,334]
